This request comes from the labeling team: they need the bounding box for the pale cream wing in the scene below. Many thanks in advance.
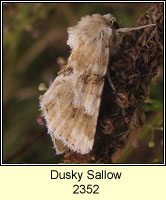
[40,34,110,154]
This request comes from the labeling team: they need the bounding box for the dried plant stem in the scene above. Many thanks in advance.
[64,3,163,163]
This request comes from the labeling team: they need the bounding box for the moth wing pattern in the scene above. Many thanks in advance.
[52,137,65,155]
[40,14,112,154]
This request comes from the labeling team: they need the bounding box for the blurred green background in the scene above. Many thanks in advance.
[3,2,163,164]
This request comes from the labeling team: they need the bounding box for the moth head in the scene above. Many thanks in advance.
[103,13,119,30]
[67,13,119,49]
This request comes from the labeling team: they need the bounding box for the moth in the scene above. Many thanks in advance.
[40,13,155,155]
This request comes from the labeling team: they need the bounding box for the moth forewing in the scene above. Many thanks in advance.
[40,14,112,154]
[52,138,65,155]
[40,13,156,155]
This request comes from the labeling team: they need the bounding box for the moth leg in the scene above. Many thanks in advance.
[107,68,116,93]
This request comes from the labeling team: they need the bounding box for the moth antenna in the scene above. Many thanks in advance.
[117,24,156,33]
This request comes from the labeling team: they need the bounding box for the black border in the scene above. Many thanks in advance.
[1,1,165,166]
